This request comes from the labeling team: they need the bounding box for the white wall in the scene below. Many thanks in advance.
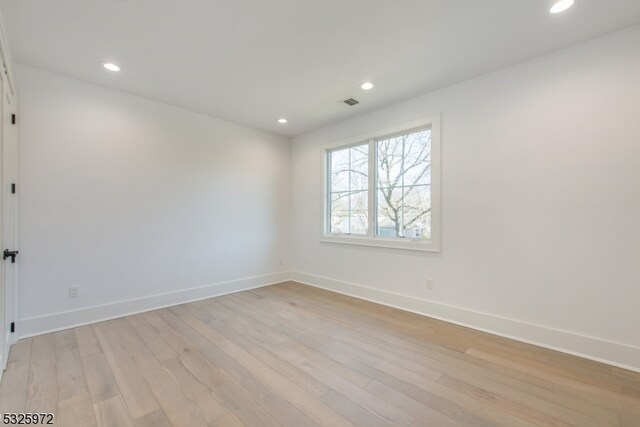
[16,64,291,335]
[291,25,640,370]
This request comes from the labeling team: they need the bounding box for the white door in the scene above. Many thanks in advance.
[0,68,5,374]
[1,66,17,373]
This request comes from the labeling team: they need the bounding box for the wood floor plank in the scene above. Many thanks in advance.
[439,369,608,427]
[211,412,246,427]
[0,338,32,413]
[94,394,135,427]
[25,334,58,414]
[74,325,102,358]
[285,311,607,426]
[54,330,77,350]
[348,358,531,427]
[141,311,281,426]
[210,382,281,427]
[438,374,577,427]
[270,284,624,424]
[266,337,416,426]
[200,299,407,427]
[208,297,373,387]
[319,388,392,427]
[2,283,637,427]
[465,347,631,407]
[181,302,331,401]
[55,335,89,401]
[7,337,32,364]
[364,379,466,427]
[215,334,356,427]
[155,308,325,427]
[363,328,618,423]
[94,321,160,419]
[79,350,120,403]
[127,314,177,362]
[133,409,172,427]
[58,392,98,427]
[618,404,640,427]
[141,311,228,390]
[168,304,227,344]
[131,349,209,427]
[161,357,229,424]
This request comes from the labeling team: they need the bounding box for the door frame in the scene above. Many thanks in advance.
[3,74,17,347]
[0,62,5,376]
[0,6,18,377]
[0,57,18,375]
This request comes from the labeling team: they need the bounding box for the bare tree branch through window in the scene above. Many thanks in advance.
[328,128,432,239]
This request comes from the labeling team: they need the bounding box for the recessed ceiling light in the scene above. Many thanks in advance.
[277,118,288,124]
[360,81,375,90]
[550,0,574,14]
[103,63,120,72]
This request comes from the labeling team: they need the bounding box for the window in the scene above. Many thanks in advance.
[323,115,441,252]
[328,144,369,235]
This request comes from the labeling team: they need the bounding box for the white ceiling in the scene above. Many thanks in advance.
[2,1,640,137]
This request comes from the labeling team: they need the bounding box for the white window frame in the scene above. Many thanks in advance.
[322,114,441,252]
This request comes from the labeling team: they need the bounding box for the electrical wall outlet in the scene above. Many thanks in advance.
[69,286,79,298]
[425,279,434,290]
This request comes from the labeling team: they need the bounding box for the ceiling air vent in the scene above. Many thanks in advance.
[343,98,360,106]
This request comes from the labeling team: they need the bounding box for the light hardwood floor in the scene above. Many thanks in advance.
[1,282,639,426]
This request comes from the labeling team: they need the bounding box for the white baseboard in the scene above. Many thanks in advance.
[19,271,290,338]
[290,271,640,373]
[17,269,640,373]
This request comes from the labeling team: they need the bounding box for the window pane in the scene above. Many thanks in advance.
[349,190,368,235]
[328,144,368,235]
[403,185,431,239]
[330,192,349,234]
[376,128,432,239]
[377,136,404,186]
[403,130,431,186]
[350,145,369,191]
[377,188,402,237]
[330,148,350,192]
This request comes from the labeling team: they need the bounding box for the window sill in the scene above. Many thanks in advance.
[321,235,440,252]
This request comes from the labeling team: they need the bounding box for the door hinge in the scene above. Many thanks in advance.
[11,183,16,194]
[3,249,18,263]
[10,322,15,333]
[11,114,16,125]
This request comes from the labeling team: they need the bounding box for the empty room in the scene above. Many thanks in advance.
[0,0,639,426]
